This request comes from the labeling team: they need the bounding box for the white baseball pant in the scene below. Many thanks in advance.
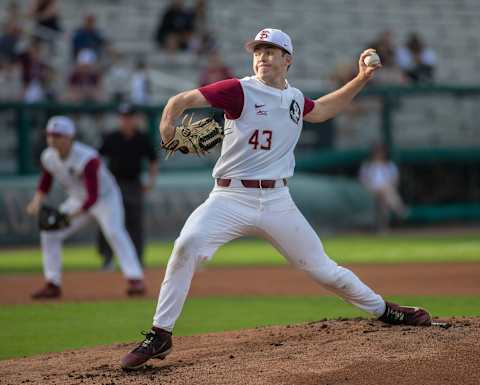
[153,182,386,331]
[40,187,143,285]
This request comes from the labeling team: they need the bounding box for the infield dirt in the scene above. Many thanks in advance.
[1,263,479,384]
[0,317,478,385]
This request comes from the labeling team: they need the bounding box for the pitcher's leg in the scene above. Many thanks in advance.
[153,232,209,331]
[261,205,386,316]
[153,190,252,331]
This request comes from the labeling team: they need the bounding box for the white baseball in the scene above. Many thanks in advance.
[364,52,381,66]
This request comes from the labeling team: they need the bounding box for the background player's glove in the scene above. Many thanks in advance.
[38,205,71,231]
[161,115,224,158]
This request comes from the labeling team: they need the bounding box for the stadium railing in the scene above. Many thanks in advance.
[1,84,480,222]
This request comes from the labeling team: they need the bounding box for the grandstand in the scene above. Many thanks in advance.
[0,0,479,232]
[3,0,480,97]
[0,0,480,243]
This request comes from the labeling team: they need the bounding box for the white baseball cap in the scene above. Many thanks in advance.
[245,28,293,55]
[46,116,76,137]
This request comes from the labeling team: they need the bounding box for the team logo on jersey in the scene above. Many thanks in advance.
[289,99,301,124]
[255,103,268,116]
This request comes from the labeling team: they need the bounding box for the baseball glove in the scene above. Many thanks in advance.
[161,115,224,158]
[38,205,70,231]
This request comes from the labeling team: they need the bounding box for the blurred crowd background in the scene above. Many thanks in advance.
[0,0,479,241]
[0,0,449,104]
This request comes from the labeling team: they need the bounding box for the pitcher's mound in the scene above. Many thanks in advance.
[1,317,478,385]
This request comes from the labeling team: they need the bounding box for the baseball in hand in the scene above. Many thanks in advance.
[364,52,381,66]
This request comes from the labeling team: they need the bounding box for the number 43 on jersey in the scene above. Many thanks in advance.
[249,129,272,150]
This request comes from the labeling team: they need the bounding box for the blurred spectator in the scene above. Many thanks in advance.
[359,143,408,231]
[97,103,158,269]
[27,0,62,49]
[198,50,233,86]
[66,48,103,102]
[0,20,23,63]
[192,0,207,34]
[330,62,356,88]
[17,39,53,102]
[329,61,366,114]
[6,1,22,23]
[368,30,407,85]
[190,30,217,55]
[0,58,22,100]
[188,0,210,52]
[397,33,436,84]
[104,51,131,102]
[130,58,152,104]
[154,0,195,53]
[369,30,396,67]
[327,62,375,147]
[72,13,107,61]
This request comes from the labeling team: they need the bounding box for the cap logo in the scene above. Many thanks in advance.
[258,30,270,40]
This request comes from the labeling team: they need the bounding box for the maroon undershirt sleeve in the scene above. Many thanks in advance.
[303,96,315,116]
[198,78,244,119]
[37,168,53,194]
[199,79,314,119]
[81,158,100,211]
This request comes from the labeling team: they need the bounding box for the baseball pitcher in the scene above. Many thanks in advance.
[121,28,432,370]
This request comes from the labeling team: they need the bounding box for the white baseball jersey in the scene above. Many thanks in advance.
[41,141,116,202]
[152,77,386,331]
[212,76,305,179]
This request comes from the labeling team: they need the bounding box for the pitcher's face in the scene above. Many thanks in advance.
[253,44,291,84]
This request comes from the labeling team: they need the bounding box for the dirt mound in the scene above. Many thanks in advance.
[1,317,478,385]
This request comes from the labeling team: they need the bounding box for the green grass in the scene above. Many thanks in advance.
[1,295,479,360]
[1,234,480,274]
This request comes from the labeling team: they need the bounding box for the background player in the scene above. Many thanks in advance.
[26,116,145,299]
[359,142,408,231]
[121,28,431,370]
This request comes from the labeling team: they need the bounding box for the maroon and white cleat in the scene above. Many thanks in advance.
[379,301,431,326]
[121,327,172,370]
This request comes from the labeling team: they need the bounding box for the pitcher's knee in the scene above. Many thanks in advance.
[304,261,344,288]
[173,233,205,258]
[167,234,206,272]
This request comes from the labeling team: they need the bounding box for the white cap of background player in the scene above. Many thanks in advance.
[46,116,76,137]
[245,28,293,56]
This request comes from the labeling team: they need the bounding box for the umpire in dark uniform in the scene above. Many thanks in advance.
[97,103,158,269]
